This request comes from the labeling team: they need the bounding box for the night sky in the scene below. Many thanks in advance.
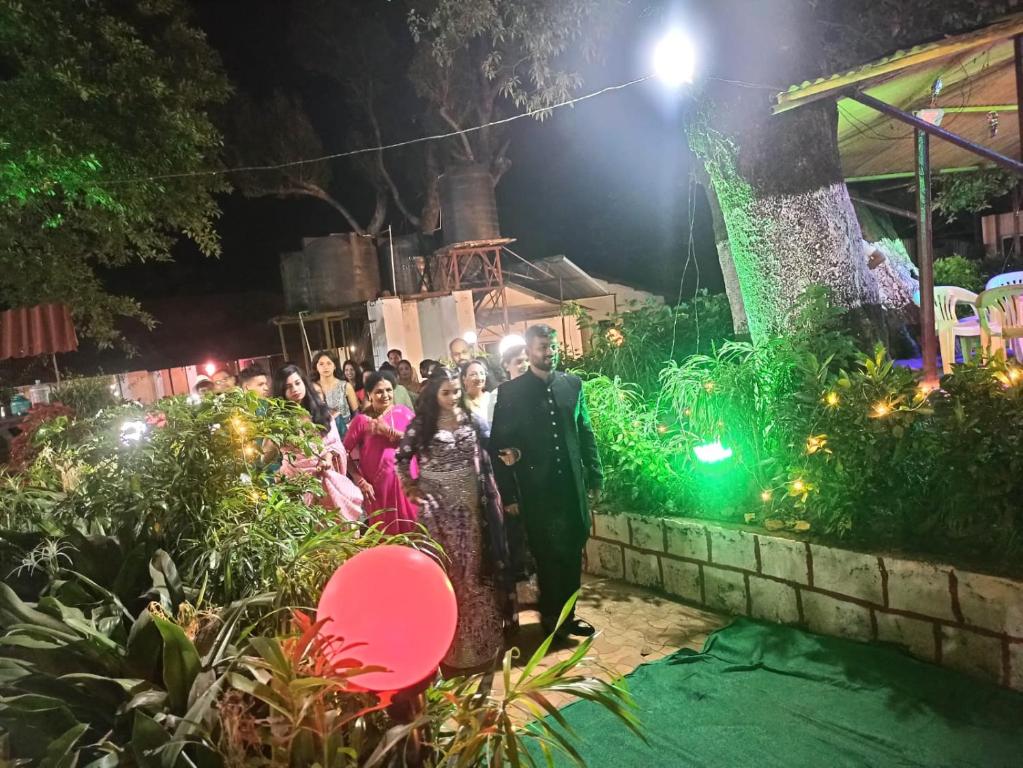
[106,0,721,304]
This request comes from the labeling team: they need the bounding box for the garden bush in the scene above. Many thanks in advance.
[577,288,1023,574]
[932,254,984,292]
[567,291,735,394]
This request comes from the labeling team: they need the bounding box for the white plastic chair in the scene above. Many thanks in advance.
[985,271,1023,289]
[978,284,1023,361]
[931,287,983,374]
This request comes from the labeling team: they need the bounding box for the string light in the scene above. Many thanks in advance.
[760,490,773,502]
[703,381,715,393]
[872,402,891,418]
[824,391,840,408]
[657,424,669,434]
[805,435,827,455]
[790,478,806,494]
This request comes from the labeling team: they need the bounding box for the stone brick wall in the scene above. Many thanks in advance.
[585,511,1023,690]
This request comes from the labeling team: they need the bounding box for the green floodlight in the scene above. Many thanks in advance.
[693,439,732,464]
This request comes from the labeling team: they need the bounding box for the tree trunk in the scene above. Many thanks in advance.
[684,0,892,345]
[699,176,748,335]
[854,202,919,318]
[690,101,883,343]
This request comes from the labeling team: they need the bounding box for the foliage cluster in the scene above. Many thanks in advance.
[932,255,985,293]
[0,0,230,346]
[0,391,637,763]
[578,288,1023,572]
[566,293,735,395]
[933,169,1016,223]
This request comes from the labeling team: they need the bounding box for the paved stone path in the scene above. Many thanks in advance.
[493,575,727,710]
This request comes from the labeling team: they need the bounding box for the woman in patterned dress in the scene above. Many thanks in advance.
[396,368,510,675]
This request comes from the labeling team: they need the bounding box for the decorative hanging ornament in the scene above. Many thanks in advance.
[988,111,999,138]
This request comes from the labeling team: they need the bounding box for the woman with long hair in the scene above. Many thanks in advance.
[311,350,359,436]
[274,365,363,522]
[396,368,509,675]
[342,359,365,404]
[342,370,418,533]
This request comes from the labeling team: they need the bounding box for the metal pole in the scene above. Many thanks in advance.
[51,353,61,385]
[915,129,938,385]
[277,323,289,362]
[388,225,397,296]
[1013,35,1023,259]
[850,91,1023,178]
[849,195,917,221]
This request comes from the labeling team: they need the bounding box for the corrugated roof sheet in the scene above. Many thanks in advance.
[774,13,1023,179]
[505,255,610,301]
[775,13,1023,112]
[0,304,78,360]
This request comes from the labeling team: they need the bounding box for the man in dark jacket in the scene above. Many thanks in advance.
[490,324,602,638]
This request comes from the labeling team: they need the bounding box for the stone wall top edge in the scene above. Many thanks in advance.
[591,509,1021,588]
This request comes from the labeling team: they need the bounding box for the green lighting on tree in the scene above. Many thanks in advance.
[693,440,733,464]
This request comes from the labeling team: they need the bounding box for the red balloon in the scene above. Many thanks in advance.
[316,545,457,691]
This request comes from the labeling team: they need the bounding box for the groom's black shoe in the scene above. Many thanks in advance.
[543,618,596,640]
[562,618,596,638]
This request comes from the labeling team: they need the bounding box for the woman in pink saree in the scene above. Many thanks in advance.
[275,365,363,523]
[343,370,418,534]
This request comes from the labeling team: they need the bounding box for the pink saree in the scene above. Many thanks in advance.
[343,406,419,534]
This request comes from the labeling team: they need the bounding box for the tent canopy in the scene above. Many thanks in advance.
[775,13,1023,181]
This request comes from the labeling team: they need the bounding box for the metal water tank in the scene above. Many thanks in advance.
[280,251,311,312]
[303,233,382,310]
[438,164,500,245]
[378,233,434,296]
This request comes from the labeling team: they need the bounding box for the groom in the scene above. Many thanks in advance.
[490,324,602,638]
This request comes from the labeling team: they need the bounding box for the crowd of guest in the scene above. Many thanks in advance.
[194,326,602,675]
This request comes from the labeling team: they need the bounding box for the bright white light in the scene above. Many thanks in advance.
[204,362,217,376]
[498,334,526,356]
[463,331,478,345]
[653,30,697,86]
[693,440,732,464]
[120,420,148,444]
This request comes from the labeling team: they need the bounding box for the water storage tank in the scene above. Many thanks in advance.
[377,233,434,296]
[438,164,500,245]
[280,251,311,313]
[280,233,381,312]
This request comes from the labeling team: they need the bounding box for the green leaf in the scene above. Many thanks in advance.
[148,550,185,610]
[39,722,89,768]
[131,711,170,768]
[150,614,200,715]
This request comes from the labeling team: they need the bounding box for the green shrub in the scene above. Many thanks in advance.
[933,254,984,292]
[568,291,734,395]
[49,375,119,417]
[578,288,1023,573]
